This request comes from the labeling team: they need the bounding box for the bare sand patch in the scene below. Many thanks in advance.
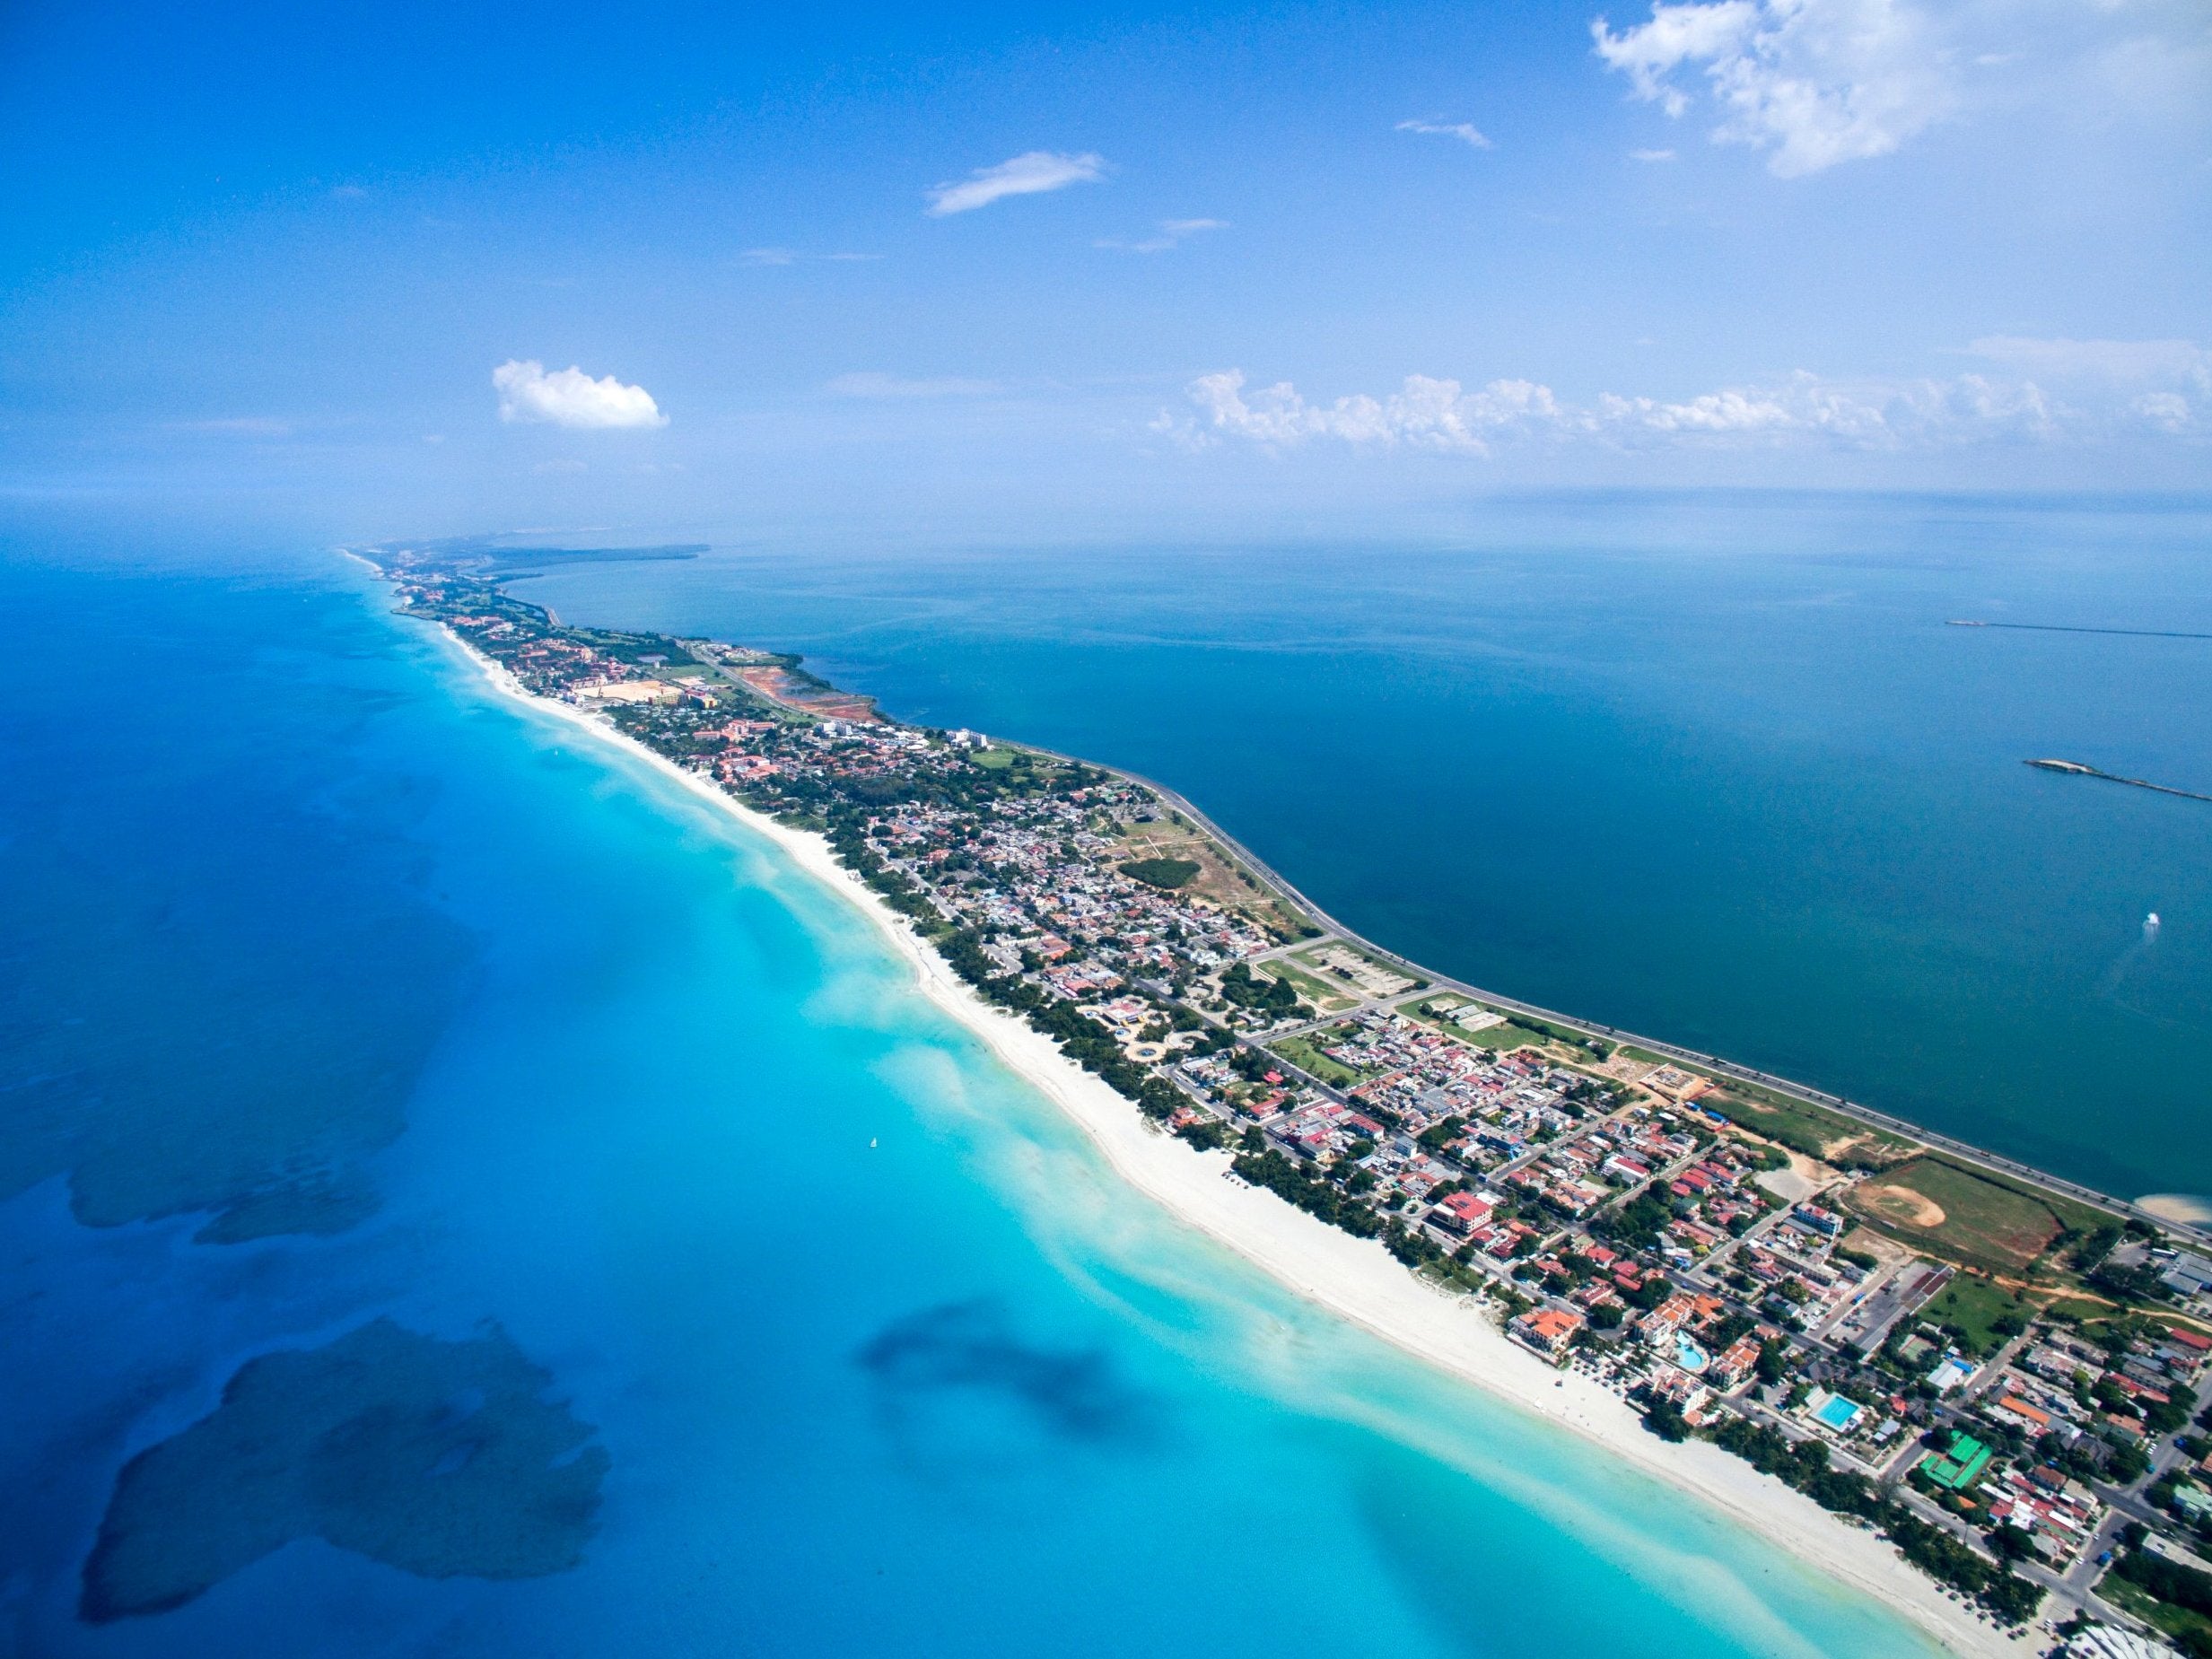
[1862,1184,1947,1230]
[2138,1193,2212,1227]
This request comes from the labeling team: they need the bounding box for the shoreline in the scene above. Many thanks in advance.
[433,623,2023,1659]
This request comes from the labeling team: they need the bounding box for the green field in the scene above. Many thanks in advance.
[1268,1032,1368,1089]
[1455,1021,1534,1051]
[1398,999,1537,1052]
[1703,1086,1914,1168]
[1920,1273,2032,1358]
[1846,1157,2109,1275]
[1120,857,1201,890]
[2041,1296,2112,1323]
[1266,959,1359,1011]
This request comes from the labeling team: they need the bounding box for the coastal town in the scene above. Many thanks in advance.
[382,542,2212,1659]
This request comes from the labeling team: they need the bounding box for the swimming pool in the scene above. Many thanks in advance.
[1814,1394,1865,1433]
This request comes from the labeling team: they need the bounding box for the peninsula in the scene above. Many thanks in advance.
[371,542,2212,1657]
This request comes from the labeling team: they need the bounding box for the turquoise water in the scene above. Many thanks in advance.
[520,493,2212,1205]
[0,544,1937,1655]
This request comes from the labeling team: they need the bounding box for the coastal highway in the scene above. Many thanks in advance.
[1026,739,2170,1239]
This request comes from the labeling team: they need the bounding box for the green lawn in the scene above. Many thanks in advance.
[2041,1296,2112,1323]
[1269,1033,1368,1089]
[1920,1273,2032,1358]
[1455,1022,1533,1051]
[1845,1157,2113,1275]
[1840,1158,2114,1282]
[1703,1086,1914,1167]
[1120,857,1202,890]
[1267,959,1360,1010]
[1397,1000,1537,1052]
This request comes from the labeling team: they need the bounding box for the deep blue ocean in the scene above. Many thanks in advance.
[0,534,1942,1656]
[527,493,2212,1208]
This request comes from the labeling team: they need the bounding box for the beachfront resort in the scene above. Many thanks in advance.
[382,541,2212,1659]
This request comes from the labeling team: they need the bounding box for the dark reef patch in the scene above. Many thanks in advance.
[81,1319,608,1621]
[855,1298,1148,1444]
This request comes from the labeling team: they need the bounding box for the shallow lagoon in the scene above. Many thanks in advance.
[0,547,1937,1657]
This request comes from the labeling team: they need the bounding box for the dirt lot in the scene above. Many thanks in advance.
[1840,1157,2076,1275]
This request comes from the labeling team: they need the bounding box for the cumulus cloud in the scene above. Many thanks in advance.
[1158,348,2208,455]
[1592,0,1954,175]
[492,360,667,429]
[1174,371,1565,455]
[1396,118,1494,148]
[925,151,1106,215]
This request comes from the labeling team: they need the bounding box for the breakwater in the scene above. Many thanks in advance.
[1949,620,2212,642]
[2025,757,2212,805]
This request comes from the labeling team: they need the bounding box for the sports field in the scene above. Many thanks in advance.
[1844,1157,2106,1276]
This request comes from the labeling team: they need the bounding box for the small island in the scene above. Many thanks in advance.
[369,540,2212,1653]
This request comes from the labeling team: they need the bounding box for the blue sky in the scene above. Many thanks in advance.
[2,0,2207,539]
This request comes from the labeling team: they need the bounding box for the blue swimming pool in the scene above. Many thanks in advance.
[1814,1394,1864,1432]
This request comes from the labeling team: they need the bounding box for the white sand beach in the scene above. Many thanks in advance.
[447,629,2027,1659]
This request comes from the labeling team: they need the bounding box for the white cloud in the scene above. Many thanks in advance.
[1160,351,2208,455]
[826,372,1001,398]
[2136,393,2192,431]
[925,151,1106,215]
[1592,0,1954,175]
[1175,371,1568,455]
[1396,118,1494,148]
[1630,146,1679,161]
[1097,217,1227,253]
[1593,369,2058,440]
[1966,335,2212,388]
[493,360,667,429]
